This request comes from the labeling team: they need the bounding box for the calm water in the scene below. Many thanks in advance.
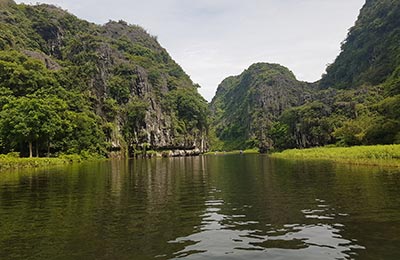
[1,155,400,260]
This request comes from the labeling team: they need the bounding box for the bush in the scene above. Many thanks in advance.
[6,152,20,158]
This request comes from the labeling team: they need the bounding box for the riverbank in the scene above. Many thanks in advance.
[270,144,400,167]
[0,153,101,170]
[205,149,259,155]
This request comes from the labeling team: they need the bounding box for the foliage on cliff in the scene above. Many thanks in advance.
[210,63,312,151]
[273,86,399,149]
[211,0,399,151]
[320,0,400,92]
[0,1,208,157]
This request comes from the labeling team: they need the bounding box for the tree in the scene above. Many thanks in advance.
[0,51,58,97]
[268,122,295,150]
[122,98,148,148]
[165,88,208,131]
[279,102,334,148]
[0,96,66,157]
[60,111,107,155]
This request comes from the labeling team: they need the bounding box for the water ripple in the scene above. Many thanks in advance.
[168,197,365,259]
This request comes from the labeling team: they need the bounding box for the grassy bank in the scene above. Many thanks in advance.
[270,145,400,167]
[0,153,102,170]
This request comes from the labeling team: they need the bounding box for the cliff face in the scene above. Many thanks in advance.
[320,0,400,91]
[210,63,313,150]
[0,3,208,157]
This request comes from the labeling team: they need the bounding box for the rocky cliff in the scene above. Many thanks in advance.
[211,0,400,151]
[320,0,400,91]
[210,63,313,151]
[0,2,208,157]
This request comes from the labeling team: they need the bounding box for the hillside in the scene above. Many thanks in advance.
[211,0,399,151]
[320,0,400,93]
[210,63,313,151]
[0,0,208,157]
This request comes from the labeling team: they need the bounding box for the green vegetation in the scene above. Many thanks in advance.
[271,145,400,167]
[210,63,312,151]
[1,0,398,160]
[211,0,399,153]
[0,152,100,170]
[320,0,400,90]
[0,50,107,157]
[0,1,209,160]
[269,86,400,150]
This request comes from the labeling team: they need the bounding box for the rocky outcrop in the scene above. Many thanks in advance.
[161,149,201,157]
[22,50,61,70]
[0,0,15,7]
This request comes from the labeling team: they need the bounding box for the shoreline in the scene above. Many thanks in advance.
[0,154,104,171]
[0,157,76,171]
[205,149,259,155]
[2,145,400,170]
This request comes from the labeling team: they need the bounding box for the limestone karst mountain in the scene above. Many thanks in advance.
[0,1,208,157]
[210,0,400,151]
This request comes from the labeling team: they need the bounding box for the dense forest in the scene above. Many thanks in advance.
[211,0,400,151]
[0,0,208,158]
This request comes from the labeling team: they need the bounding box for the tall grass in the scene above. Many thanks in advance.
[0,152,101,170]
[271,145,400,167]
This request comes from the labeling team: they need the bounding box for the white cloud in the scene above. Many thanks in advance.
[16,0,365,101]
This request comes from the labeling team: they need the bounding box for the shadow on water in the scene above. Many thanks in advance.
[0,155,400,259]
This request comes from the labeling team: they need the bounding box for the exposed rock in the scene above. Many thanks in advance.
[211,63,313,150]
[0,2,209,157]
[161,148,201,157]
[0,0,15,7]
[22,50,61,70]
[320,0,400,89]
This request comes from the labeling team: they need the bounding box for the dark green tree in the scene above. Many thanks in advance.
[0,96,65,157]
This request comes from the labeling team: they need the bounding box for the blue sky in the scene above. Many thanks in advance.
[17,0,365,101]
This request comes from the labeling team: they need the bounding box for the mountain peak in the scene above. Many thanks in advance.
[245,62,297,81]
[0,1,209,157]
[210,62,311,150]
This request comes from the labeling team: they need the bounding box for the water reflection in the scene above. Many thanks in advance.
[0,155,400,259]
[169,186,365,260]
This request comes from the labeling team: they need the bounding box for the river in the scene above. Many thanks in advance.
[0,155,399,259]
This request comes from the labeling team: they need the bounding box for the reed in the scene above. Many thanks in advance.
[271,145,400,167]
[0,153,93,170]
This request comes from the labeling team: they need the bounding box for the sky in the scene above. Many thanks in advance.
[16,0,365,101]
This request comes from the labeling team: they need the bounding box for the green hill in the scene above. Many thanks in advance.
[0,1,208,157]
[210,63,313,151]
[211,0,399,151]
[320,0,400,93]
